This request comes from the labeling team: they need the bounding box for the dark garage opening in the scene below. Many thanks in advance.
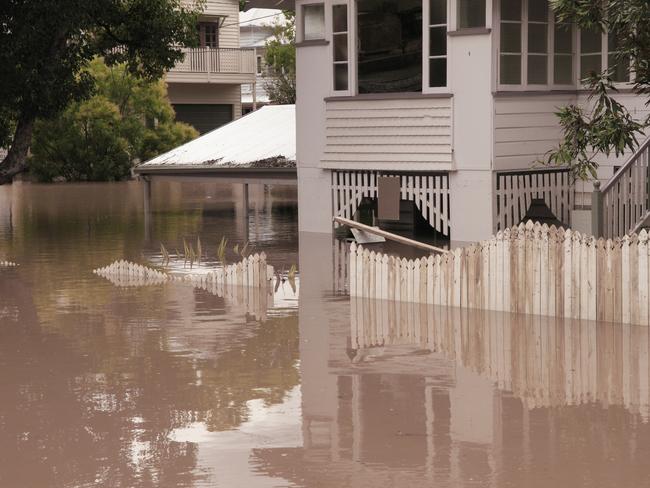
[172,104,234,134]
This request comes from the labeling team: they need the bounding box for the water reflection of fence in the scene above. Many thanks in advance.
[351,297,650,418]
[350,221,650,326]
[94,254,274,321]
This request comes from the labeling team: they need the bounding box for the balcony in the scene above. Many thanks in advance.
[167,47,257,84]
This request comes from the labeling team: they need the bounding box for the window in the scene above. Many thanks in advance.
[607,32,630,83]
[303,4,325,40]
[428,0,447,88]
[357,0,423,94]
[553,19,573,85]
[332,4,349,91]
[499,0,522,84]
[458,0,486,29]
[199,22,219,48]
[256,55,263,75]
[527,0,548,84]
[579,27,602,80]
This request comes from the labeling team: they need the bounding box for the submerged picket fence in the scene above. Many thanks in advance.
[350,220,650,326]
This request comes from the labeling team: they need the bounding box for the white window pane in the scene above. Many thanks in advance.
[304,4,325,40]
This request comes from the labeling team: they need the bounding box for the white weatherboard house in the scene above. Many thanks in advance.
[293,0,650,243]
[166,0,257,134]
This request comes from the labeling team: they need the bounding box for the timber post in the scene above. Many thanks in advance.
[592,180,603,238]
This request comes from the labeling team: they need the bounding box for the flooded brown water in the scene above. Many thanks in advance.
[1,181,650,487]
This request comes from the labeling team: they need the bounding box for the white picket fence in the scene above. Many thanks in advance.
[350,220,650,326]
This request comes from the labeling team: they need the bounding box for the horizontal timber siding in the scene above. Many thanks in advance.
[321,98,453,171]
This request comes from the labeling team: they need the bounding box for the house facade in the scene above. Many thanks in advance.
[239,9,288,114]
[294,0,648,243]
[166,0,257,134]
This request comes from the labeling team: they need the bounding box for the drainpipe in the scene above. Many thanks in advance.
[592,180,603,238]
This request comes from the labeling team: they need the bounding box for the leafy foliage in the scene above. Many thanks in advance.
[30,59,198,182]
[0,0,204,182]
[264,12,296,105]
[541,0,650,180]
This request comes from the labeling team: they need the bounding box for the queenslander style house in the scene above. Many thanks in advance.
[167,0,257,134]
[294,0,649,243]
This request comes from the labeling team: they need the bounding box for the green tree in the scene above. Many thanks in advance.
[264,12,296,105]
[542,0,650,180]
[0,0,204,184]
[29,59,198,182]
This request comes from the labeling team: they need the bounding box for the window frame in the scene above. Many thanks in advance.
[423,0,451,93]
[329,0,353,95]
[300,2,326,42]
[495,0,634,91]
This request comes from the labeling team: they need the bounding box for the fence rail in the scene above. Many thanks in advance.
[171,47,256,74]
[596,137,650,238]
[350,220,650,326]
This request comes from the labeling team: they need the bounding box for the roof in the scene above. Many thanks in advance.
[138,105,295,169]
[241,1,294,12]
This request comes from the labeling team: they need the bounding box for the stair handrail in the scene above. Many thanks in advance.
[600,136,650,194]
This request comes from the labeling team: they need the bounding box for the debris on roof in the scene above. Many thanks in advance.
[139,105,295,168]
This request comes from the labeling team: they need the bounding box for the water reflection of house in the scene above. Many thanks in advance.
[250,233,650,487]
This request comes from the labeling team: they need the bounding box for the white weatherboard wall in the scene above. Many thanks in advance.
[448,31,494,244]
[203,0,241,49]
[321,97,453,171]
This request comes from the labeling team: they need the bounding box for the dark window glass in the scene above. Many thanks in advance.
[458,0,486,29]
[334,63,349,90]
[554,23,572,54]
[528,23,548,53]
[334,33,348,61]
[500,0,521,21]
[608,32,629,82]
[430,0,446,25]
[580,54,601,79]
[500,54,521,84]
[554,55,573,84]
[527,55,547,83]
[500,23,521,52]
[199,23,219,48]
[357,0,423,93]
[527,0,548,22]
[429,57,446,87]
[333,4,348,32]
[429,26,446,56]
[580,28,601,53]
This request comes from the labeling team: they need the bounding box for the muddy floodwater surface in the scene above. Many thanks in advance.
[2,181,650,488]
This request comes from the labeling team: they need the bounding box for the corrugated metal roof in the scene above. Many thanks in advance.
[139,104,295,168]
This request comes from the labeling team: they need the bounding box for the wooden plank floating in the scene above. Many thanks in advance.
[333,216,448,254]
[349,222,650,326]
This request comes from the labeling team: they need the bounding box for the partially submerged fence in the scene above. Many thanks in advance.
[94,254,274,321]
[350,220,650,326]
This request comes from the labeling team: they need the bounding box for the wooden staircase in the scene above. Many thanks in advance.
[594,137,650,238]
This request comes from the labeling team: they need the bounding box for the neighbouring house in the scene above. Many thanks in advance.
[166,0,257,134]
[291,0,650,243]
[239,8,289,114]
